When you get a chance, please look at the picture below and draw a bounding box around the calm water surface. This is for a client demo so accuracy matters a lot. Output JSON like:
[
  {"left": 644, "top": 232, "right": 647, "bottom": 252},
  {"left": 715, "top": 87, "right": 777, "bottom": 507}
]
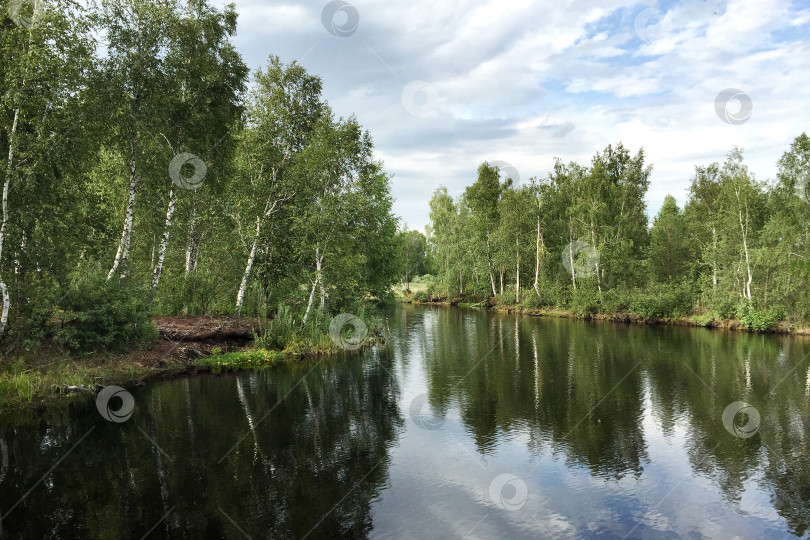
[{"left": 1, "top": 304, "right": 810, "bottom": 538}]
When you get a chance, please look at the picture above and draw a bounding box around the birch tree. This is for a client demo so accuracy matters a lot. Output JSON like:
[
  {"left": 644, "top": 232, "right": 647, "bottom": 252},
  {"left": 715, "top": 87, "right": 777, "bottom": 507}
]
[
  {"left": 464, "top": 164, "right": 502, "bottom": 297},
  {"left": 148, "top": 0, "right": 247, "bottom": 303},
  {"left": 98, "top": 0, "right": 177, "bottom": 280},
  {"left": 0, "top": 0, "right": 94, "bottom": 336},
  {"left": 232, "top": 57, "right": 324, "bottom": 315}
]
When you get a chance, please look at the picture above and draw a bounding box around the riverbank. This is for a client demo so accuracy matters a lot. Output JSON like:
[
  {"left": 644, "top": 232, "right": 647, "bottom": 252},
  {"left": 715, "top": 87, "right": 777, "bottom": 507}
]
[
  {"left": 402, "top": 297, "right": 810, "bottom": 336},
  {"left": 0, "top": 316, "right": 328, "bottom": 412}
]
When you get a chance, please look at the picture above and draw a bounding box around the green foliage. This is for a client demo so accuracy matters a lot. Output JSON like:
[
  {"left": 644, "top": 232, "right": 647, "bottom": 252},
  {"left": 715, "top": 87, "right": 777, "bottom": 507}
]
[
  {"left": 254, "top": 305, "right": 333, "bottom": 354},
  {"left": 153, "top": 269, "right": 232, "bottom": 316},
  {"left": 736, "top": 302, "right": 783, "bottom": 331},
  {"left": 626, "top": 283, "right": 694, "bottom": 319},
  {"left": 413, "top": 291, "right": 430, "bottom": 303},
  {"left": 690, "top": 310, "right": 718, "bottom": 327},
  {"left": 706, "top": 290, "right": 738, "bottom": 320},
  {"left": 194, "top": 349, "right": 287, "bottom": 371},
  {"left": 519, "top": 293, "right": 543, "bottom": 310},
  {"left": 415, "top": 136, "right": 810, "bottom": 327},
  {"left": 52, "top": 271, "right": 157, "bottom": 352},
  {"left": 568, "top": 287, "right": 601, "bottom": 317},
  {"left": 397, "top": 229, "right": 431, "bottom": 285},
  {"left": 0, "top": 14, "right": 400, "bottom": 351},
  {"left": 648, "top": 195, "right": 691, "bottom": 283}
]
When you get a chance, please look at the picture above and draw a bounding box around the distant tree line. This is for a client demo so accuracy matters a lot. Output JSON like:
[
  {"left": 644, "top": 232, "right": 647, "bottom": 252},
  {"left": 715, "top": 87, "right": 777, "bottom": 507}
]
[
  {"left": 0, "top": 0, "right": 398, "bottom": 353},
  {"left": 417, "top": 136, "right": 810, "bottom": 327}
]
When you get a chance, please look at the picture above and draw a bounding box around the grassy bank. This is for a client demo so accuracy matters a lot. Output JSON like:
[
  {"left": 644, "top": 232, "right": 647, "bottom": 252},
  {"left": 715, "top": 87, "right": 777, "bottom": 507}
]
[
  {"left": 402, "top": 295, "right": 810, "bottom": 336},
  {"left": 0, "top": 308, "right": 389, "bottom": 412}
]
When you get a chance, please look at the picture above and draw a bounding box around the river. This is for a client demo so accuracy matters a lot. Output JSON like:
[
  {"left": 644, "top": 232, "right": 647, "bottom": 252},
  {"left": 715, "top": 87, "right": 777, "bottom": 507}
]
[{"left": 1, "top": 304, "right": 809, "bottom": 538}]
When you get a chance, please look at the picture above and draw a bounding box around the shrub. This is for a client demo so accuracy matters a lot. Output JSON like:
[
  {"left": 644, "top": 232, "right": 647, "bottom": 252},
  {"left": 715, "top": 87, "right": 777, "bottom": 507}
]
[
  {"left": 602, "top": 289, "right": 630, "bottom": 313},
  {"left": 256, "top": 305, "right": 335, "bottom": 354},
  {"left": 52, "top": 271, "right": 157, "bottom": 352},
  {"left": 569, "top": 286, "right": 601, "bottom": 317},
  {"left": 704, "top": 289, "right": 737, "bottom": 320},
  {"left": 627, "top": 282, "right": 693, "bottom": 319},
  {"left": 690, "top": 310, "right": 718, "bottom": 327},
  {"left": 413, "top": 291, "right": 430, "bottom": 302},
  {"left": 736, "top": 301, "right": 783, "bottom": 331},
  {"left": 255, "top": 304, "right": 387, "bottom": 355},
  {"left": 153, "top": 269, "right": 231, "bottom": 316},
  {"left": 519, "top": 292, "right": 543, "bottom": 310}
]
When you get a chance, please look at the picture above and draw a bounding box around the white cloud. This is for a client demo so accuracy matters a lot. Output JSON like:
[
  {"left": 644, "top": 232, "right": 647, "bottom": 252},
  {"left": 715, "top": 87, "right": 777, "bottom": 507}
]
[{"left": 217, "top": 0, "right": 810, "bottom": 229}]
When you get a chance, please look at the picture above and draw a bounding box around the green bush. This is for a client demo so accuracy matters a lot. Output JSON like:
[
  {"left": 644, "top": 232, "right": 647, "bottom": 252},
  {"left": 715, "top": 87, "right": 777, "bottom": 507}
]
[
  {"left": 736, "top": 301, "right": 783, "bottom": 331},
  {"left": 255, "top": 304, "right": 387, "bottom": 355},
  {"left": 602, "top": 289, "right": 630, "bottom": 313},
  {"left": 705, "top": 289, "right": 737, "bottom": 320},
  {"left": 255, "top": 304, "right": 334, "bottom": 354},
  {"left": 425, "top": 280, "right": 441, "bottom": 299},
  {"left": 153, "top": 269, "right": 232, "bottom": 316},
  {"left": 519, "top": 292, "right": 543, "bottom": 310},
  {"left": 690, "top": 310, "right": 718, "bottom": 327},
  {"left": 52, "top": 271, "right": 157, "bottom": 352},
  {"left": 411, "top": 274, "right": 433, "bottom": 284},
  {"left": 627, "top": 283, "right": 693, "bottom": 318},
  {"left": 568, "top": 286, "right": 601, "bottom": 317}
]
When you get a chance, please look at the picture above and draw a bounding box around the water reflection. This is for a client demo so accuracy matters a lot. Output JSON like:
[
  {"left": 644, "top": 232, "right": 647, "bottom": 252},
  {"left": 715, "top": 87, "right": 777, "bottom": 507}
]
[
  {"left": 383, "top": 304, "right": 810, "bottom": 538},
  {"left": 0, "top": 352, "right": 401, "bottom": 538},
  {"left": 1, "top": 304, "right": 809, "bottom": 538}
]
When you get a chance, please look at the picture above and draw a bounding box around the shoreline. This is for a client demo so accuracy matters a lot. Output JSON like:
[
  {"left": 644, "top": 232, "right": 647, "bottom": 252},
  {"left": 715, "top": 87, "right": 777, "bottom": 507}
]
[
  {"left": 0, "top": 316, "right": 329, "bottom": 415},
  {"left": 402, "top": 298, "right": 810, "bottom": 336}
]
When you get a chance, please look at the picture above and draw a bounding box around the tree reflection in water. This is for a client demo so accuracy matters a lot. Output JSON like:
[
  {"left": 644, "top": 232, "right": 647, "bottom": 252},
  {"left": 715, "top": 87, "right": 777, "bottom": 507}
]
[{"left": 1, "top": 304, "right": 810, "bottom": 538}]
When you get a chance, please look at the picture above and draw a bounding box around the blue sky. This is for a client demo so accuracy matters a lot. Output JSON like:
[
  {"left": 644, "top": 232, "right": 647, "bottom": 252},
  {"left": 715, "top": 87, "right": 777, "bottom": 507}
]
[{"left": 216, "top": 0, "right": 810, "bottom": 231}]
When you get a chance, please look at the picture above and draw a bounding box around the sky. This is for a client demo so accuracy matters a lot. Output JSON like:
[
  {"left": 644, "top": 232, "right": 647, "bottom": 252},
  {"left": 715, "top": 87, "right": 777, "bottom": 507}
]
[{"left": 214, "top": 0, "right": 810, "bottom": 232}]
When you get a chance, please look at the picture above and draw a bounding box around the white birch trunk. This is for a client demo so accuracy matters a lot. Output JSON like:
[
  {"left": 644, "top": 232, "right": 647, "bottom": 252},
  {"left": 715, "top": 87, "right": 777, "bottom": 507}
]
[
  {"left": 184, "top": 200, "right": 197, "bottom": 274},
  {"left": 150, "top": 187, "right": 176, "bottom": 292},
  {"left": 569, "top": 220, "right": 576, "bottom": 290},
  {"left": 108, "top": 135, "right": 138, "bottom": 279},
  {"left": 534, "top": 216, "right": 541, "bottom": 298},
  {"left": 317, "top": 248, "right": 325, "bottom": 310},
  {"left": 740, "top": 208, "right": 753, "bottom": 301},
  {"left": 590, "top": 224, "right": 602, "bottom": 295},
  {"left": 0, "top": 108, "right": 20, "bottom": 336},
  {"left": 235, "top": 216, "right": 261, "bottom": 316},
  {"left": 486, "top": 236, "right": 497, "bottom": 297},
  {"left": 303, "top": 278, "right": 318, "bottom": 324},
  {"left": 515, "top": 233, "right": 520, "bottom": 304},
  {"left": 711, "top": 226, "right": 718, "bottom": 289},
  {"left": 303, "top": 248, "right": 324, "bottom": 324}
]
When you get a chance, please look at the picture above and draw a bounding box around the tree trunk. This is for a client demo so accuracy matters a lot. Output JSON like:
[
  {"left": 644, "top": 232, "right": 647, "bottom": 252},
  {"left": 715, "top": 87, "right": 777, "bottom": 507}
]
[
  {"left": 303, "top": 247, "right": 324, "bottom": 323},
  {"left": 108, "top": 134, "right": 138, "bottom": 279},
  {"left": 317, "top": 248, "right": 325, "bottom": 310},
  {"left": 184, "top": 199, "right": 198, "bottom": 274},
  {"left": 739, "top": 208, "right": 753, "bottom": 301},
  {"left": 235, "top": 216, "right": 261, "bottom": 316},
  {"left": 486, "top": 236, "right": 497, "bottom": 296},
  {"left": 303, "top": 277, "right": 318, "bottom": 324},
  {"left": 0, "top": 108, "right": 19, "bottom": 336},
  {"left": 150, "top": 187, "right": 176, "bottom": 304},
  {"left": 404, "top": 248, "right": 410, "bottom": 292},
  {"left": 569, "top": 219, "right": 577, "bottom": 290},
  {"left": 534, "top": 217, "right": 542, "bottom": 298},
  {"left": 515, "top": 232, "right": 520, "bottom": 304},
  {"left": 590, "top": 223, "right": 602, "bottom": 295},
  {"left": 711, "top": 226, "right": 718, "bottom": 289}
]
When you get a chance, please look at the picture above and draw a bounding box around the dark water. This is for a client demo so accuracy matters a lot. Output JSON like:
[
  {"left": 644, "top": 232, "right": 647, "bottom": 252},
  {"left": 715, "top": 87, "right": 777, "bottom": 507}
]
[{"left": 2, "top": 304, "right": 810, "bottom": 539}]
